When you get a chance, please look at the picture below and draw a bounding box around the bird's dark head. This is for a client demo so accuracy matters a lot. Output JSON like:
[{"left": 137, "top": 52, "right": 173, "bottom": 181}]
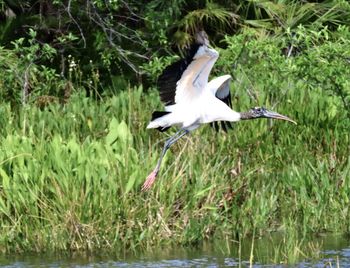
[{"left": 241, "top": 107, "right": 297, "bottom": 124}]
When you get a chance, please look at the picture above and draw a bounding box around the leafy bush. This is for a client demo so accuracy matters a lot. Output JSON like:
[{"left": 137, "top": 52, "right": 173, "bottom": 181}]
[
  {"left": 214, "top": 25, "right": 350, "bottom": 121},
  {"left": 0, "top": 47, "right": 22, "bottom": 102},
  {"left": 0, "top": 29, "right": 65, "bottom": 104}
]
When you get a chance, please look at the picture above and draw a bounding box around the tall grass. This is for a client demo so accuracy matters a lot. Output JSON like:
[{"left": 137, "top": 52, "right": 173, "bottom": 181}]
[
  {"left": 0, "top": 77, "right": 349, "bottom": 256},
  {"left": 0, "top": 27, "right": 349, "bottom": 263}
]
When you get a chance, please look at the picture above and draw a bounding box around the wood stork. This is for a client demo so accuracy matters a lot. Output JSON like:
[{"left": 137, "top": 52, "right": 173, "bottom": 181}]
[{"left": 142, "top": 31, "right": 296, "bottom": 191}]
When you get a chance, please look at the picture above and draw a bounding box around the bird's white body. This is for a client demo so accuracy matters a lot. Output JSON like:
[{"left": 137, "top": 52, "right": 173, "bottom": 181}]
[
  {"left": 147, "top": 45, "right": 240, "bottom": 131},
  {"left": 148, "top": 94, "right": 240, "bottom": 131}
]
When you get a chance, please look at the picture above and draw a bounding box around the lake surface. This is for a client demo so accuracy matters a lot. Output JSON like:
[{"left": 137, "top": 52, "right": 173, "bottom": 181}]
[{"left": 0, "top": 234, "right": 349, "bottom": 267}]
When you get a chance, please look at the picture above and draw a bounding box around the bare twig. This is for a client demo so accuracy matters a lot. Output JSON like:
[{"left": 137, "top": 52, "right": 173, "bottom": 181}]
[
  {"left": 65, "top": 0, "right": 86, "bottom": 48},
  {"left": 85, "top": 1, "right": 150, "bottom": 73}
]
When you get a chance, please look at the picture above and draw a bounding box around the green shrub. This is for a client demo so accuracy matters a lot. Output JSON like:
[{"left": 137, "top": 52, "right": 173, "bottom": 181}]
[{"left": 214, "top": 25, "right": 350, "bottom": 121}]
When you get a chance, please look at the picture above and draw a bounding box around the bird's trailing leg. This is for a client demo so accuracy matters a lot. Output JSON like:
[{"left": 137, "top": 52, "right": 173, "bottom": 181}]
[{"left": 142, "top": 129, "right": 189, "bottom": 191}]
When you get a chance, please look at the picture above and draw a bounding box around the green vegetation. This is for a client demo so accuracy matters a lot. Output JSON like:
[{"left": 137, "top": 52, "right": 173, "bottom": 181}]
[
  {"left": 1, "top": 28, "right": 350, "bottom": 256},
  {"left": 1, "top": 0, "right": 350, "bottom": 91},
  {"left": 0, "top": 0, "right": 350, "bottom": 264}
]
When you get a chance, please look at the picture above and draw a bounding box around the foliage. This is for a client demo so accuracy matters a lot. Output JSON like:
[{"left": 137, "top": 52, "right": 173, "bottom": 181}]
[
  {"left": 0, "top": 0, "right": 350, "bottom": 262},
  {"left": 215, "top": 25, "right": 350, "bottom": 120},
  {"left": 0, "top": 31, "right": 67, "bottom": 104},
  {"left": 1, "top": 0, "right": 349, "bottom": 96},
  {"left": 174, "top": 1, "right": 238, "bottom": 48},
  {"left": 236, "top": 0, "right": 350, "bottom": 32},
  {"left": 0, "top": 60, "right": 349, "bottom": 254},
  {"left": 0, "top": 46, "right": 22, "bottom": 102}
]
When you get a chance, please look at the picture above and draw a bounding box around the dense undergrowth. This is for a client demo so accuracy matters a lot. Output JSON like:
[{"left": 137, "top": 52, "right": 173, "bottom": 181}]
[
  {"left": 0, "top": 27, "right": 350, "bottom": 263},
  {"left": 0, "top": 84, "right": 349, "bottom": 254}
]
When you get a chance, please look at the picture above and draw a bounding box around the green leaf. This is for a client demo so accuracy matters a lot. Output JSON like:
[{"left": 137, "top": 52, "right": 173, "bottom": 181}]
[
  {"left": 105, "top": 117, "right": 119, "bottom": 146},
  {"left": 0, "top": 167, "right": 10, "bottom": 192},
  {"left": 105, "top": 118, "right": 133, "bottom": 147},
  {"left": 117, "top": 121, "right": 132, "bottom": 144},
  {"left": 125, "top": 171, "right": 137, "bottom": 194},
  {"left": 194, "top": 186, "right": 213, "bottom": 198}
]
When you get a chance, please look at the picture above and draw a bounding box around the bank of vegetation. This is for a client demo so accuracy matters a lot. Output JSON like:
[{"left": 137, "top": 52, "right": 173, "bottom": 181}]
[{"left": 0, "top": 0, "right": 349, "bottom": 257}]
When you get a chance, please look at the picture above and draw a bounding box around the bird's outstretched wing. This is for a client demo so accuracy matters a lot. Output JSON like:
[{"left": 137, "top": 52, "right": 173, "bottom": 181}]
[
  {"left": 157, "top": 31, "right": 219, "bottom": 106},
  {"left": 174, "top": 46, "right": 219, "bottom": 104},
  {"left": 157, "top": 44, "right": 200, "bottom": 105},
  {"left": 212, "top": 75, "right": 232, "bottom": 107},
  {"left": 207, "top": 75, "right": 234, "bottom": 131}
]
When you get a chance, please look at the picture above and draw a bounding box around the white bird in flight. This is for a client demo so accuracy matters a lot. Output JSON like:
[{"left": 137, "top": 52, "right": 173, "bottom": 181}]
[{"left": 142, "top": 31, "right": 296, "bottom": 191}]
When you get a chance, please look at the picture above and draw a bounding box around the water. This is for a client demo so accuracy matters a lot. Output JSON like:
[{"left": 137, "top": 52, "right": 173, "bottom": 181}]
[{"left": 0, "top": 234, "right": 349, "bottom": 267}]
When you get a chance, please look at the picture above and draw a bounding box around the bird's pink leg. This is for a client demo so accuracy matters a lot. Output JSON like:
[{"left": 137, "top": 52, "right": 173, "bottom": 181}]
[
  {"left": 141, "top": 169, "right": 159, "bottom": 191},
  {"left": 141, "top": 129, "right": 189, "bottom": 191}
]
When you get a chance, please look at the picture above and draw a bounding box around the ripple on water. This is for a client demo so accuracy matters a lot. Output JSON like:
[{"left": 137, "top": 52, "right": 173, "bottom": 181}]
[{"left": 0, "top": 235, "right": 349, "bottom": 267}]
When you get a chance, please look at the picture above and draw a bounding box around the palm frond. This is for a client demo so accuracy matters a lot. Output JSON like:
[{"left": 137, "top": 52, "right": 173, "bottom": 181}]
[
  {"left": 238, "top": 0, "right": 350, "bottom": 34},
  {"left": 174, "top": 1, "right": 239, "bottom": 47}
]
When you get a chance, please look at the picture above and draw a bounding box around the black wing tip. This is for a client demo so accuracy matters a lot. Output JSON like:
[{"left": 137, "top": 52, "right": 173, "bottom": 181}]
[
  {"left": 226, "top": 93, "right": 233, "bottom": 108},
  {"left": 156, "top": 126, "right": 171, "bottom": 132},
  {"left": 210, "top": 121, "right": 234, "bottom": 132},
  {"left": 151, "top": 111, "right": 171, "bottom": 121}
]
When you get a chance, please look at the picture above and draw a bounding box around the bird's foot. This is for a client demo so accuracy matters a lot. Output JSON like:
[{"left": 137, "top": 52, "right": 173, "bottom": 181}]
[{"left": 141, "top": 169, "right": 158, "bottom": 191}]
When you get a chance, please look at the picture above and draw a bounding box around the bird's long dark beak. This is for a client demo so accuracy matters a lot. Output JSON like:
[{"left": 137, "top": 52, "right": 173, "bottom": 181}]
[{"left": 263, "top": 110, "right": 297, "bottom": 124}]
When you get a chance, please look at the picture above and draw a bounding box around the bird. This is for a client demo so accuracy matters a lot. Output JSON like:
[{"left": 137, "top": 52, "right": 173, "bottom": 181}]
[{"left": 142, "top": 31, "right": 296, "bottom": 191}]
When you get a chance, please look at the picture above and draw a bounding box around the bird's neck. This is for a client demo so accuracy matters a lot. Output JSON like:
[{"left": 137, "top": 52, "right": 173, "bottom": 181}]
[{"left": 239, "top": 111, "right": 255, "bottom": 121}]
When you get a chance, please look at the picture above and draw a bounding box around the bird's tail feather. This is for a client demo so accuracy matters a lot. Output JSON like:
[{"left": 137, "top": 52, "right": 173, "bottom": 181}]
[{"left": 148, "top": 111, "right": 171, "bottom": 132}]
